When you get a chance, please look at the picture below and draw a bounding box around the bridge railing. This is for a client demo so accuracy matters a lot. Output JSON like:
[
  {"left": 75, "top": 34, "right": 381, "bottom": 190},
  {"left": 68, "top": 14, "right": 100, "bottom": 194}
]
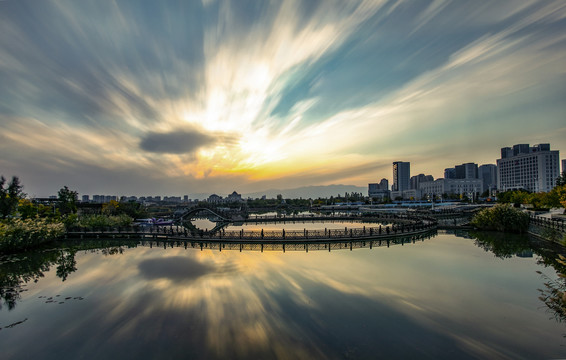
[
  {"left": 66, "top": 215, "right": 438, "bottom": 241},
  {"left": 529, "top": 214, "right": 566, "bottom": 232}
]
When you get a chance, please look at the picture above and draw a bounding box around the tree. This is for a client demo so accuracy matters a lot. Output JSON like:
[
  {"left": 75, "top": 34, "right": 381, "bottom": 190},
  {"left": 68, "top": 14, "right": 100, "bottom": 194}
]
[
  {"left": 0, "top": 176, "right": 25, "bottom": 219},
  {"left": 553, "top": 185, "right": 566, "bottom": 213},
  {"left": 557, "top": 171, "right": 566, "bottom": 187},
  {"left": 57, "top": 186, "right": 78, "bottom": 215},
  {"left": 102, "top": 199, "right": 119, "bottom": 215}
]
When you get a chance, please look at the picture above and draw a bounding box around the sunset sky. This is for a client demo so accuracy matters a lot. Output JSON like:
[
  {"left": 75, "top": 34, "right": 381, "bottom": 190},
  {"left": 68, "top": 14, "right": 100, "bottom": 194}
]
[{"left": 1, "top": 0, "right": 565, "bottom": 197}]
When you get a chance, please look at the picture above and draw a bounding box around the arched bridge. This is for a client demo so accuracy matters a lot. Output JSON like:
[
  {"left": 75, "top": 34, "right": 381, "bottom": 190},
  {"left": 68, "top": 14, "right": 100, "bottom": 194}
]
[{"left": 177, "top": 207, "right": 231, "bottom": 222}]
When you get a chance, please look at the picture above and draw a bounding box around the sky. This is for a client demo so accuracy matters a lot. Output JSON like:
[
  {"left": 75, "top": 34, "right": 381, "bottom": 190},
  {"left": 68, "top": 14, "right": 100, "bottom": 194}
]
[{"left": 1, "top": 0, "right": 565, "bottom": 198}]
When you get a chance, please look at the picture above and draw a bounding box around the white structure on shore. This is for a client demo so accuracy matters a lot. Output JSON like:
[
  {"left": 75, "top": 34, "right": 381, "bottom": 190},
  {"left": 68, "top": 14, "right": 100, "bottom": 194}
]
[{"left": 497, "top": 143, "right": 560, "bottom": 192}]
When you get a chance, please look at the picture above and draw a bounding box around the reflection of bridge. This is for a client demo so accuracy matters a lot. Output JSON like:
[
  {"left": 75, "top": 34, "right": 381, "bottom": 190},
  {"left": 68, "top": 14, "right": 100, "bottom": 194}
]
[{"left": 64, "top": 231, "right": 437, "bottom": 252}]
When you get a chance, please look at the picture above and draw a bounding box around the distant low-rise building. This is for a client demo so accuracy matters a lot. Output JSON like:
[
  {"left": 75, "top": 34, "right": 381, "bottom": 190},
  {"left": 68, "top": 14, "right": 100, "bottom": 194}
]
[
  {"left": 207, "top": 194, "right": 223, "bottom": 203},
  {"left": 420, "top": 178, "right": 483, "bottom": 198},
  {"left": 226, "top": 191, "right": 243, "bottom": 202}
]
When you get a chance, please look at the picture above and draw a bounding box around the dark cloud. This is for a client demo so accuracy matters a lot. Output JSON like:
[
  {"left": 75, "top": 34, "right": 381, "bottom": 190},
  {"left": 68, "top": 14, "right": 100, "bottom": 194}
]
[{"left": 140, "top": 129, "right": 217, "bottom": 154}]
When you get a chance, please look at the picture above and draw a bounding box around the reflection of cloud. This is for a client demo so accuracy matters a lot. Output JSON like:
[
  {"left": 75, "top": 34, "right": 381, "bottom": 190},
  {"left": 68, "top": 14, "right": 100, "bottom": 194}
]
[
  {"left": 7, "top": 235, "right": 565, "bottom": 359},
  {"left": 138, "top": 256, "right": 213, "bottom": 283}
]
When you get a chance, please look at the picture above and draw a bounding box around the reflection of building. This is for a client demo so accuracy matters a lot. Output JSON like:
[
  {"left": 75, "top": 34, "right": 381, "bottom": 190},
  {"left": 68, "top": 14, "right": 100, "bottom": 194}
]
[
  {"left": 515, "top": 250, "right": 533, "bottom": 258},
  {"left": 392, "top": 162, "right": 410, "bottom": 192},
  {"left": 497, "top": 143, "right": 560, "bottom": 192}
]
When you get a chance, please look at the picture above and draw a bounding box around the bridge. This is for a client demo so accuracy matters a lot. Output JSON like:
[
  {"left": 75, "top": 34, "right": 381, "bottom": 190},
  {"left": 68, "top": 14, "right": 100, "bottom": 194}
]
[
  {"left": 176, "top": 206, "right": 232, "bottom": 222},
  {"left": 65, "top": 213, "right": 437, "bottom": 243},
  {"left": 63, "top": 230, "right": 437, "bottom": 252}
]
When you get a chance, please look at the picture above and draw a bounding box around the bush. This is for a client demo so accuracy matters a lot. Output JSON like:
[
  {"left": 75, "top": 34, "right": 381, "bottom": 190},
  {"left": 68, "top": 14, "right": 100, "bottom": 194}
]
[
  {"left": 471, "top": 204, "right": 530, "bottom": 233},
  {"left": 72, "top": 214, "right": 133, "bottom": 229},
  {"left": 0, "top": 218, "right": 65, "bottom": 252}
]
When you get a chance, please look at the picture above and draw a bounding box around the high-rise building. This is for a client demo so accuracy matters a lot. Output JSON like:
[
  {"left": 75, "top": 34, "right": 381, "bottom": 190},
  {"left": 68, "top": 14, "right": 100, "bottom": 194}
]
[
  {"left": 444, "top": 168, "right": 456, "bottom": 179},
  {"left": 368, "top": 178, "right": 390, "bottom": 199},
  {"left": 497, "top": 143, "right": 560, "bottom": 192},
  {"left": 410, "top": 174, "right": 434, "bottom": 190},
  {"left": 479, "top": 164, "right": 497, "bottom": 193},
  {"left": 455, "top": 163, "right": 478, "bottom": 179},
  {"left": 392, "top": 162, "right": 410, "bottom": 192},
  {"left": 562, "top": 159, "right": 566, "bottom": 174}
]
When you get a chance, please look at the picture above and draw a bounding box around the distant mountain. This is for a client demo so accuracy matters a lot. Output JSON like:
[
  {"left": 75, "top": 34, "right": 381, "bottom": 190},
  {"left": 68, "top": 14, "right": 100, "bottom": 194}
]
[
  {"left": 184, "top": 185, "right": 367, "bottom": 201},
  {"left": 243, "top": 184, "right": 367, "bottom": 199}
]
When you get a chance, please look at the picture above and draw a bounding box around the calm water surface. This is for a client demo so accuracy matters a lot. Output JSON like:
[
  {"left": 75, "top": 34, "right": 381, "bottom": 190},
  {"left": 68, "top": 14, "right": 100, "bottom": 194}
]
[{"left": 1, "top": 231, "right": 565, "bottom": 359}]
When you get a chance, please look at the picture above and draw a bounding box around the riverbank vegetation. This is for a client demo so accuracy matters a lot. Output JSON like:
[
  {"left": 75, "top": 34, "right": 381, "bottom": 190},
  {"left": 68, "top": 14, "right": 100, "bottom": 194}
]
[
  {"left": 471, "top": 204, "right": 531, "bottom": 233},
  {"left": 0, "top": 218, "right": 65, "bottom": 252},
  {"left": 0, "top": 176, "right": 140, "bottom": 253},
  {"left": 496, "top": 175, "right": 566, "bottom": 212}
]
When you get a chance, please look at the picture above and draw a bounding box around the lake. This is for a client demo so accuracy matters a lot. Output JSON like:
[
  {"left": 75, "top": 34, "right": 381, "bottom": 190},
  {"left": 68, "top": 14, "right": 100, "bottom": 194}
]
[{"left": 1, "top": 231, "right": 565, "bottom": 359}]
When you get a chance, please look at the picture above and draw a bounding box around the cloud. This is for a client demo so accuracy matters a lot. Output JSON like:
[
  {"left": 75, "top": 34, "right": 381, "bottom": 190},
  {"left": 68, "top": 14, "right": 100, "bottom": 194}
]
[
  {"left": 0, "top": 1, "right": 565, "bottom": 196},
  {"left": 139, "top": 129, "right": 218, "bottom": 154}
]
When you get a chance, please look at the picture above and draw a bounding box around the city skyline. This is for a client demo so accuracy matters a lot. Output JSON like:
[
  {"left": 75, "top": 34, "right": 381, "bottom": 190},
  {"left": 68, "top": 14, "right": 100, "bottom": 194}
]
[{"left": 1, "top": 1, "right": 565, "bottom": 197}]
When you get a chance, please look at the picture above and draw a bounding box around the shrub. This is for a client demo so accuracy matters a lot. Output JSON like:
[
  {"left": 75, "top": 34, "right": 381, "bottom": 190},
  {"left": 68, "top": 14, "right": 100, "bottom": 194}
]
[
  {"left": 0, "top": 218, "right": 65, "bottom": 252},
  {"left": 471, "top": 204, "right": 530, "bottom": 233},
  {"left": 74, "top": 214, "right": 133, "bottom": 229}
]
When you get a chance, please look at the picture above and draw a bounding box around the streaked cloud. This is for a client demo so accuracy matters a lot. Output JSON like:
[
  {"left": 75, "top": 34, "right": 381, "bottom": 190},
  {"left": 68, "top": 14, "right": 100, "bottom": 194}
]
[{"left": 0, "top": 0, "right": 564, "bottom": 196}]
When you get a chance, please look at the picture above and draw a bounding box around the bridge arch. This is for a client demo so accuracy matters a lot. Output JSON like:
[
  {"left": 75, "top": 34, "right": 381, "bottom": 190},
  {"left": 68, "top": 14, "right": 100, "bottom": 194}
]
[{"left": 178, "top": 207, "right": 230, "bottom": 222}]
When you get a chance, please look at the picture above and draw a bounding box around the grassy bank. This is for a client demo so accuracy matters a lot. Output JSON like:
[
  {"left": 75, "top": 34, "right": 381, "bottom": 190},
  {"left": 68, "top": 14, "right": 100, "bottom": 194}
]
[{"left": 0, "top": 218, "right": 65, "bottom": 253}]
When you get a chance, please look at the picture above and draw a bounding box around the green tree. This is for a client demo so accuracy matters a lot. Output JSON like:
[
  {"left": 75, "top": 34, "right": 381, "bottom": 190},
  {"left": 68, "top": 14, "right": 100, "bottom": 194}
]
[
  {"left": 116, "top": 201, "right": 148, "bottom": 219},
  {"left": 102, "top": 199, "right": 119, "bottom": 215},
  {"left": 471, "top": 203, "right": 530, "bottom": 233},
  {"left": 0, "top": 176, "right": 25, "bottom": 219},
  {"left": 556, "top": 171, "right": 566, "bottom": 187},
  {"left": 57, "top": 186, "right": 78, "bottom": 215}
]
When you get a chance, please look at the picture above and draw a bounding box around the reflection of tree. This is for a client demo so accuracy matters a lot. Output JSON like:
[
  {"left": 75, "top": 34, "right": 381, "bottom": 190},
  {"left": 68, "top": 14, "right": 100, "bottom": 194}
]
[
  {"left": 1, "top": 239, "right": 138, "bottom": 309},
  {"left": 469, "top": 230, "right": 566, "bottom": 325},
  {"left": 538, "top": 255, "right": 566, "bottom": 323},
  {"left": 470, "top": 230, "right": 532, "bottom": 258},
  {"left": 0, "top": 250, "right": 60, "bottom": 310},
  {"left": 56, "top": 249, "right": 77, "bottom": 282}
]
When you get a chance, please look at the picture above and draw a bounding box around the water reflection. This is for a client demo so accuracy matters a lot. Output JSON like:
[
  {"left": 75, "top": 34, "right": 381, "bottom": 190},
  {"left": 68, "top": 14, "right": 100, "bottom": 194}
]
[
  {"left": 2, "top": 233, "right": 566, "bottom": 359},
  {"left": 138, "top": 256, "right": 214, "bottom": 283},
  {"left": 0, "top": 240, "right": 138, "bottom": 310}
]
